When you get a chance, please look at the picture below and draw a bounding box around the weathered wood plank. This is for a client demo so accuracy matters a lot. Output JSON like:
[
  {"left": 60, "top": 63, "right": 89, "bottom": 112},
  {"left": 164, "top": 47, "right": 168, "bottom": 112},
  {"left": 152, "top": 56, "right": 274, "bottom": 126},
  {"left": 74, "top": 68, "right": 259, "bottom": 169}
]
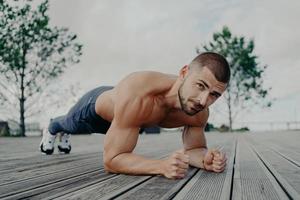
[
  {"left": 58, "top": 174, "right": 153, "bottom": 200},
  {"left": 92, "top": 133, "right": 236, "bottom": 200},
  {"left": 246, "top": 132, "right": 300, "bottom": 166},
  {"left": 0, "top": 152, "right": 100, "bottom": 173},
  {"left": 1, "top": 170, "right": 114, "bottom": 200},
  {"left": 246, "top": 135, "right": 300, "bottom": 199},
  {"left": 0, "top": 153, "right": 169, "bottom": 199},
  {"left": 173, "top": 135, "right": 236, "bottom": 200},
  {"left": 113, "top": 168, "right": 198, "bottom": 200},
  {"left": 0, "top": 134, "right": 105, "bottom": 161},
  {"left": 0, "top": 165, "right": 103, "bottom": 198},
  {"left": 30, "top": 174, "right": 117, "bottom": 200},
  {"left": 49, "top": 152, "right": 174, "bottom": 200},
  {"left": 0, "top": 133, "right": 181, "bottom": 200},
  {"left": 265, "top": 144, "right": 300, "bottom": 167},
  {"left": 0, "top": 154, "right": 101, "bottom": 183},
  {"left": 232, "top": 135, "right": 289, "bottom": 200},
  {"left": 3, "top": 132, "right": 295, "bottom": 200}
]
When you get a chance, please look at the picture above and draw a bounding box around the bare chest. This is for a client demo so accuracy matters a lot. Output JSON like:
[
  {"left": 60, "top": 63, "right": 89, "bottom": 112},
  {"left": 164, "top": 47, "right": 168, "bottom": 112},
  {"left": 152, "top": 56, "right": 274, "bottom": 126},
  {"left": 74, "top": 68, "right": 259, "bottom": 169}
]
[
  {"left": 96, "top": 91, "right": 198, "bottom": 128},
  {"left": 140, "top": 103, "right": 198, "bottom": 129}
]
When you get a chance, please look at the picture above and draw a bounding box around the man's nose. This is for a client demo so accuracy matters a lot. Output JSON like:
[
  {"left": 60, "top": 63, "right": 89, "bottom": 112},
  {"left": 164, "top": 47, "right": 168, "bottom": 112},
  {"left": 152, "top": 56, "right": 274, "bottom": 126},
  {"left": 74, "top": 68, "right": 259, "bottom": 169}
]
[{"left": 198, "top": 93, "right": 209, "bottom": 107}]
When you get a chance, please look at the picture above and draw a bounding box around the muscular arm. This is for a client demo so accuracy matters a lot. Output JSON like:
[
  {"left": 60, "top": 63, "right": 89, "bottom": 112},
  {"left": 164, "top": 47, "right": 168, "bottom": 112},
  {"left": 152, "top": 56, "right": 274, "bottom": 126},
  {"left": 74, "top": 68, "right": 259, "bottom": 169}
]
[
  {"left": 182, "top": 125, "right": 208, "bottom": 169},
  {"left": 103, "top": 77, "right": 164, "bottom": 175},
  {"left": 104, "top": 121, "right": 190, "bottom": 178},
  {"left": 103, "top": 72, "right": 193, "bottom": 177},
  {"left": 103, "top": 120, "right": 164, "bottom": 175},
  {"left": 182, "top": 113, "right": 227, "bottom": 172}
]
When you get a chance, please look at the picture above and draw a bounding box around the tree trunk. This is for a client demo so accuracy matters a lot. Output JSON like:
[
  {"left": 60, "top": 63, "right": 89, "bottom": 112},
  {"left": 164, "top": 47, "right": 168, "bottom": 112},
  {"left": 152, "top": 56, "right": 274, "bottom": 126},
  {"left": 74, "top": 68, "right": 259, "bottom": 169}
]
[
  {"left": 19, "top": 66, "right": 26, "bottom": 137},
  {"left": 228, "top": 104, "right": 233, "bottom": 132},
  {"left": 19, "top": 31, "right": 26, "bottom": 137},
  {"left": 227, "top": 92, "right": 233, "bottom": 132}
]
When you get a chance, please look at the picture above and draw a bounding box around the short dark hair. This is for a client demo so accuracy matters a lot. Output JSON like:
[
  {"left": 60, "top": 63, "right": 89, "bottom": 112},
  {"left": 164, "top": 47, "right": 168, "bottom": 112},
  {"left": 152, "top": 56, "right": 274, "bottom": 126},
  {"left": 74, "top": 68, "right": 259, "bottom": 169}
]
[{"left": 189, "top": 52, "right": 230, "bottom": 83}]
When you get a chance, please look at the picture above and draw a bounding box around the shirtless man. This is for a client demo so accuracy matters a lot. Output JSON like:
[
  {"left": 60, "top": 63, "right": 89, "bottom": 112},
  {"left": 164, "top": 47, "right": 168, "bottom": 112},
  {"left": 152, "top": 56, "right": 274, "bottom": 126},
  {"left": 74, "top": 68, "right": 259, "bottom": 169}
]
[{"left": 40, "top": 52, "right": 230, "bottom": 179}]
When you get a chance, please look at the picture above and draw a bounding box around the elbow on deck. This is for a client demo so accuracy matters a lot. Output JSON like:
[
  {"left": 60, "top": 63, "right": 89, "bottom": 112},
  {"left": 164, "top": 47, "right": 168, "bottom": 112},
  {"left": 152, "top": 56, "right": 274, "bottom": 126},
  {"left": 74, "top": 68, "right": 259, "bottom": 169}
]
[
  {"left": 103, "top": 157, "right": 113, "bottom": 173},
  {"left": 104, "top": 164, "right": 115, "bottom": 173},
  {"left": 103, "top": 152, "right": 118, "bottom": 173}
]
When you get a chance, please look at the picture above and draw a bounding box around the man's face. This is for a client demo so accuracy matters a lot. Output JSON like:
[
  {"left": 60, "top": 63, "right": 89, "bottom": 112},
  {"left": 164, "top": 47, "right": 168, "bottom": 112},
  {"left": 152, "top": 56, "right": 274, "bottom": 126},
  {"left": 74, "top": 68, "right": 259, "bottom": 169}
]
[{"left": 178, "top": 66, "right": 227, "bottom": 116}]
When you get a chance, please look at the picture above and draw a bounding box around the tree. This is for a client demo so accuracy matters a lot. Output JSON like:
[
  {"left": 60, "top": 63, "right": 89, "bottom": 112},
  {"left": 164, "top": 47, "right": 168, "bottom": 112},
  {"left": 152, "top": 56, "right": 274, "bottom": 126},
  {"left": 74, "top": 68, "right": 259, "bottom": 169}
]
[
  {"left": 198, "top": 26, "right": 272, "bottom": 131},
  {"left": 0, "top": 0, "right": 82, "bottom": 136}
]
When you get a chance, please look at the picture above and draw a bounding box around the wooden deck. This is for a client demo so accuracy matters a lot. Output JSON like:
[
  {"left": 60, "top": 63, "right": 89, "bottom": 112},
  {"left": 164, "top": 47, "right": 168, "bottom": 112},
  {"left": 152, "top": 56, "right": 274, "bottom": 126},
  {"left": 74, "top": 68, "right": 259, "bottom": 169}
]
[{"left": 0, "top": 131, "right": 300, "bottom": 200}]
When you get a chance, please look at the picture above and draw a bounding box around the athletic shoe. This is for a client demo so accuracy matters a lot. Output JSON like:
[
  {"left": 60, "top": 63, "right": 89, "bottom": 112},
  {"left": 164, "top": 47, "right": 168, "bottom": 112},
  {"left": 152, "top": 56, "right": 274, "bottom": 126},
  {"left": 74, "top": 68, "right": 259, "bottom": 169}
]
[
  {"left": 40, "top": 127, "right": 56, "bottom": 155},
  {"left": 58, "top": 133, "right": 71, "bottom": 154}
]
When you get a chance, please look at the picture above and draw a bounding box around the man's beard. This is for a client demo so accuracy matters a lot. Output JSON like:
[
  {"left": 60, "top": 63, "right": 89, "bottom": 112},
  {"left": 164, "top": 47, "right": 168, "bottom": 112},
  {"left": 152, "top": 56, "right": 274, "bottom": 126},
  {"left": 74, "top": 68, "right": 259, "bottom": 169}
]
[{"left": 178, "top": 83, "right": 198, "bottom": 116}]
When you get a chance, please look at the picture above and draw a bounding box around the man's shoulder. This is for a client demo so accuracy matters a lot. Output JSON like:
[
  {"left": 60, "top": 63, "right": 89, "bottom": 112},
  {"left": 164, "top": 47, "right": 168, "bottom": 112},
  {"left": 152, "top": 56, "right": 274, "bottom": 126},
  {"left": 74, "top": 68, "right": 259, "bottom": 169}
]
[
  {"left": 112, "top": 71, "right": 175, "bottom": 127},
  {"left": 126, "top": 71, "right": 176, "bottom": 82},
  {"left": 116, "top": 71, "right": 177, "bottom": 96}
]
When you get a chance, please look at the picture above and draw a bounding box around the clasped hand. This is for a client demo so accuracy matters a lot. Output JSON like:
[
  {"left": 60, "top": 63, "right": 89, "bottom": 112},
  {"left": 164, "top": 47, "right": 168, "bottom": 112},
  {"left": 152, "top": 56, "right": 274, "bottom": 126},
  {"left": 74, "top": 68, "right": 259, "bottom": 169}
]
[{"left": 203, "top": 149, "right": 227, "bottom": 173}]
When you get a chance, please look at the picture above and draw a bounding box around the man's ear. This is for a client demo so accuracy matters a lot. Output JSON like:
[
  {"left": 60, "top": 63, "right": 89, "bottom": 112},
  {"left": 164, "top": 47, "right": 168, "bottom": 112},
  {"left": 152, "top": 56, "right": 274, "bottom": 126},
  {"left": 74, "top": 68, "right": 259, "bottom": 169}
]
[{"left": 179, "top": 65, "right": 189, "bottom": 79}]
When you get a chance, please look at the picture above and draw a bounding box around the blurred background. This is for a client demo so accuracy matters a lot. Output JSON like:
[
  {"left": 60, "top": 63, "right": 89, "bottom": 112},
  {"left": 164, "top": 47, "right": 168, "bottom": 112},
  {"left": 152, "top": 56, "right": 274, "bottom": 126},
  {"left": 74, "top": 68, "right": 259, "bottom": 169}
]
[{"left": 0, "top": 0, "right": 299, "bottom": 136}]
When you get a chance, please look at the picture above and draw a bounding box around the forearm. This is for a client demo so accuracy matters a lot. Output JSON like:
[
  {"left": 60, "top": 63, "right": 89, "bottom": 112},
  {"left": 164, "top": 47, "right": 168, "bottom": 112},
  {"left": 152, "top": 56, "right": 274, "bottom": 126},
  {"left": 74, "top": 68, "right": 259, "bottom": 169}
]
[
  {"left": 105, "top": 152, "right": 163, "bottom": 175},
  {"left": 185, "top": 147, "right": 208, "bottom": 169}
]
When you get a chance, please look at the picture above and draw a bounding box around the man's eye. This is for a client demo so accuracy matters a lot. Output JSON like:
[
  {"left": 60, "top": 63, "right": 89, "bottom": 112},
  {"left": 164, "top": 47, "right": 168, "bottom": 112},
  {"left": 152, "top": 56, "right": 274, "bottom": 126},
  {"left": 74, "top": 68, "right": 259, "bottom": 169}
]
[
  {"left": 198, "top": 84, "right": 205, "bottom": 90},
  {"left": 211, "top": 93, "right": 219, "bottom": 98}
]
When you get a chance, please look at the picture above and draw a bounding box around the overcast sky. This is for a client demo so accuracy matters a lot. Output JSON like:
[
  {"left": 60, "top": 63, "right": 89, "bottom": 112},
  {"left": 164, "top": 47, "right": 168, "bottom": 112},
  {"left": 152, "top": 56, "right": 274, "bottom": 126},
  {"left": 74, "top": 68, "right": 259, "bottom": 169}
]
[{"left": 38, "top": 0, "right": 300, "bottom": 130}]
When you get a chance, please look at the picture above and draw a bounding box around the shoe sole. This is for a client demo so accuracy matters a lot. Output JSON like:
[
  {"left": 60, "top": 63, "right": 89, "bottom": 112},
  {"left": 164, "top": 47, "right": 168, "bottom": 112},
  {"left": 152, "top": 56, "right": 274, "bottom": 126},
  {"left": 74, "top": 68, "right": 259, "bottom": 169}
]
[
  {"left": 40, "top": 144, "right": 54, "bottom": 155},
  {"left": 58, "top": 145, "right": 71, "bottom": 154}
]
